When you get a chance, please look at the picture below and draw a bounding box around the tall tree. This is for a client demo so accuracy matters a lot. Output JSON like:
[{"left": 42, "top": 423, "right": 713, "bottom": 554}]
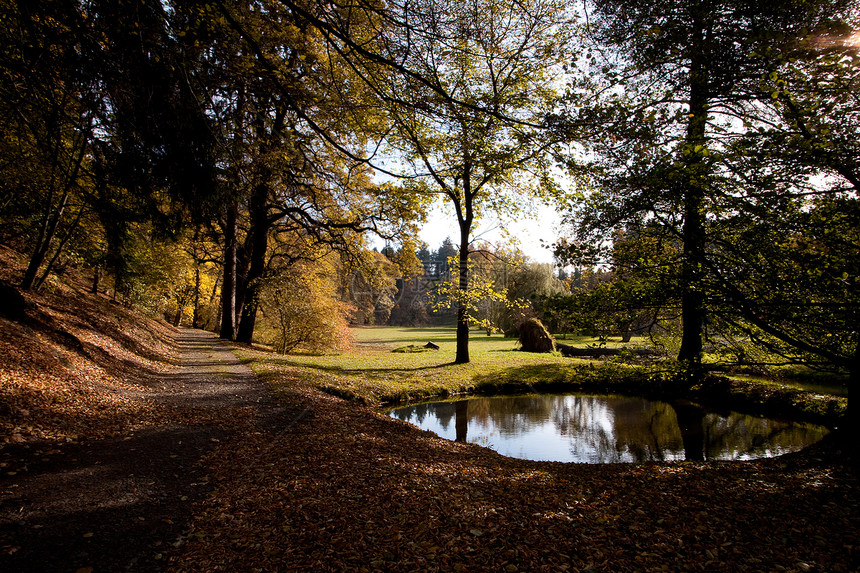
[
  {"left": 702, "top": 20, "right": 860, "bottom": 431},
  {"left": 180, "top": 0, "right": 422, "bottom": 342},
  {"left": 0, "top": 0, "right": 96, "bottom": 290},
  {"left": 566, "top": 0, "right": 853, "bottom": 370},
  {"left": 331, "top": 0, "right": 572, "bottom": 362}
]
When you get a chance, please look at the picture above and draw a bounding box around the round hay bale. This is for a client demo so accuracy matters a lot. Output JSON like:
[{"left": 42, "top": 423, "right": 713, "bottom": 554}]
[{"left": 518, "top": 318, "right": 555, "bottom": 353}]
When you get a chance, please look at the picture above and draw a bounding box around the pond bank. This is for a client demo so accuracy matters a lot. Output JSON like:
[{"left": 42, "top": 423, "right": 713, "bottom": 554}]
[
  {"left": 361, "top": 361, "right": 848, "bottom": 432},
  {"left": 183, "top": 343, "right": 859, "bottom": 571}
]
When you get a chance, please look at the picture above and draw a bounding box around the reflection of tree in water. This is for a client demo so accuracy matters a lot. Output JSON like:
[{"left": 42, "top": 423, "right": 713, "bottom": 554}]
[
  {"left": 433, "top": 402, "right": 455, "bottom": 431},
  {"left": 556, "top": 396, "right": 687, "bottom": 463},
  {"left": 467, "top": 396, "right": 555, "bottom": 431},
  {"left": 468, "top": 395, "right": 662, "bottom": 463},
  {"left": 701, "top": 414, "right": 828, "bottom": 460},
  {"left": 671, "top": 401, "right": 706, "bottom": 461},
  {"left": 455, "top": 401, "right": 468, "bottom": 442},
  {"left": 616, "top": 399, "right": 685, "bottom": 462},
  {"left": 550, "top": 397, "right": 621, "bottom": 463},
  {"left": 388, "top": 394, "right": 828, "bottom": 463},
  {"left": 392, "top": 402, "right": 430, "bottom": 426}
]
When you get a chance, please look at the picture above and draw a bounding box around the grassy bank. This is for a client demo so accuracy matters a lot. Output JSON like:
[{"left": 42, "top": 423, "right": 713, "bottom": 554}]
[{"left": 237, "top": 326, "right": 848, "bottom": 428}]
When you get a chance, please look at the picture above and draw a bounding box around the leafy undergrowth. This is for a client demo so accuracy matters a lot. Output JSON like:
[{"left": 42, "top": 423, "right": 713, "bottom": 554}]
[
  {"left": 0, "top": 249, "right": 182, "bottom": 443},
  {"left": 172, "top": 380, "right": 859, "bottom": 572}
]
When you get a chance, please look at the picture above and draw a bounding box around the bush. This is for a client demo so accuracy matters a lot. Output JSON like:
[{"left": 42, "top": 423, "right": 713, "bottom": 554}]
[{"left": 259, "top": 261, "right": 354, "bottom": 354}]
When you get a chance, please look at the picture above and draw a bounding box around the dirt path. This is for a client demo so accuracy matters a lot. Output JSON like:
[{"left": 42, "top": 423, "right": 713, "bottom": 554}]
[{"left": 0, "top": 328, "right": 280, "bottom": 573}]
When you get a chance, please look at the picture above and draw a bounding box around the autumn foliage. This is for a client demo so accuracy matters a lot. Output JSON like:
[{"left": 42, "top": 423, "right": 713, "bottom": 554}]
[{"left": 259, "top": 258, "right": 355, "bottom": 354}]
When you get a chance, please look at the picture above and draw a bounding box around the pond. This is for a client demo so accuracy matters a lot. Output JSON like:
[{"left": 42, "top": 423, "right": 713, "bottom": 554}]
[{"left": 385, "top": 394, "right": 829, "bottom": 463}]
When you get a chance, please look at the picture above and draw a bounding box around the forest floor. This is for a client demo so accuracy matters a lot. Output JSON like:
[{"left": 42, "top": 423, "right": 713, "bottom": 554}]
[
  {"left": 0, "top": 327, "right": 295, "bottom": 572},
  {"left": 0, "top": 268, "right": 858, "bottom": 572}
]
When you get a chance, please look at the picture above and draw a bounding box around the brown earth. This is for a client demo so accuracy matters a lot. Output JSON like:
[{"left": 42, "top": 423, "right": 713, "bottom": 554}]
[{"left": 0, "top": 327, "right": 294, "bottom": 572}]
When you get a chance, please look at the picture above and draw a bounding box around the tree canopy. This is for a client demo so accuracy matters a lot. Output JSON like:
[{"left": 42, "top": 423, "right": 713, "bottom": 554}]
[{"left": 556, "top": 0, "right": 858, "bottom": 374}]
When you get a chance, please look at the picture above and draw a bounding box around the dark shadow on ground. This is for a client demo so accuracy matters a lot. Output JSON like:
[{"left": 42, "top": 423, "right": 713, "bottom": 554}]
[
  {"left": 0, "top": 328, "right": 290, "bottom": 572},
  {"left": 0, "top": 427, "right": 225, "bottom": 572}
]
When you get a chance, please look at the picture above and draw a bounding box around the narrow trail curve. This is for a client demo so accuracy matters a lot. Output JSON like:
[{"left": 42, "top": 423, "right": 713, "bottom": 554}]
[{"left": 0, "top": 328, "right": 288, "bottom": 573}]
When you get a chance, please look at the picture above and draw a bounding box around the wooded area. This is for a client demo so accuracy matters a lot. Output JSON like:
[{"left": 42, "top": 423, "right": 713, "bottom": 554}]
[{"left": 0, "top": 0, "right": 857, "bottom": 421}]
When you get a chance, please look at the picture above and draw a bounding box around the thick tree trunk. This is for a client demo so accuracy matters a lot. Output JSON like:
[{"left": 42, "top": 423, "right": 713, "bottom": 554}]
[
  {"left": 678, "top": 185, "right": 706, "bottom": 365},
  {"left": 236, "top": 182, "right": 269, "bottom": 344},
  {"left": 677, "top": 15, "right": 709, "bottom": 369},
  {"left": 220, "top": 201, "right": 238, "bottom": 340}
]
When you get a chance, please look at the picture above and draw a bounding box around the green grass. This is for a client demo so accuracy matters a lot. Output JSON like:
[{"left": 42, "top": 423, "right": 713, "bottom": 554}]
[
  {"left": 724, "top": 374, "right": 849, "bottom": 398},
  {"left": 236, "top": 326, "right": 847, "bottom": 426},
  {"left": 240, "top": 325, "right": 590, "bottom": 404}
]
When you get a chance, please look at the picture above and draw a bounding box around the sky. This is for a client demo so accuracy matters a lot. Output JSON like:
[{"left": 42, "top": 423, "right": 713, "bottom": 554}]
[{"left": 415, "top": 202, "right": 562, "bottom": 264}]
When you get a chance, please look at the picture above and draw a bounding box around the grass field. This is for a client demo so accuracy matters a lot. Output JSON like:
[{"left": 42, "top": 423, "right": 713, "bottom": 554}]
[
  {"left": 236, "top": 325, "right": 847, "bottom": 426},
  {"left": 241, "top": 326, "right": 598, "bottom": 405}
]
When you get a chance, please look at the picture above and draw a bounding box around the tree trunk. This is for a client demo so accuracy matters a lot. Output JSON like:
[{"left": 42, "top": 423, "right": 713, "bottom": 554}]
[
  {"left": 91, "top": 267, "right": 101, "bottom": 294},
  {"left": 678, "top": 183, "right": 706, "bottom": 365},
  {"left": 677, "top": 14, "right": 709, "bottom": 369},
  {"left": 192, "top": 264, "right": 202, "bottom": 329},
  {"left": 22, "top": 125, "right": 89, "bottom": 291},
  {"left": 621, "top": 324, "right": 632, "bottom": 343},
  {"left": 236, "top": 181, "right": 269, "bottom": 344},
  {"left": 234, "top": 240, "right": 249, "bottom": 330},
  {"left": 847, "top": 343, "right": 858, "bottom": 456},
  {"left": 220, "top": 201, "right": 238, "bottom": 340},
  {"left": 455, "top": 221, "right": 471, "bottom": 364},
  {"left": 21, "top": 190, "right": 69, "bottom": 290},
  {"left": 227, "top": 82, "right": 247, "bottom": 335},
  {"left": 34, "top": 205, "right": 84, "bottom": 290},
  {"left": 454, "top": 162, "right": 474, "bottom": 364}
]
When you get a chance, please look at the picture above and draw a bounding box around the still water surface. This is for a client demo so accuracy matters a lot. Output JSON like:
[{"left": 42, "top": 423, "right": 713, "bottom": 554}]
[{"left": 386, "top": 394, "right": 828, "bottom": 463}]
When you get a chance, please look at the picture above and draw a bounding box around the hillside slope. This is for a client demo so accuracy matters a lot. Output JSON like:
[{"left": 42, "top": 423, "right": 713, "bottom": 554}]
[{"left": 0, "top": 246, "right": 180, "bottom": 444}]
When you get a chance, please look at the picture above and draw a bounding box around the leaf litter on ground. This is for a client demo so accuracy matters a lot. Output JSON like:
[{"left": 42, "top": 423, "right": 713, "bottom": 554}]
[
  {"left": 0, "top": 256, "right": 856, "bottom": 572},
  {"left": 171, "top": 375, "right": 859, "bottom": 572}
]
